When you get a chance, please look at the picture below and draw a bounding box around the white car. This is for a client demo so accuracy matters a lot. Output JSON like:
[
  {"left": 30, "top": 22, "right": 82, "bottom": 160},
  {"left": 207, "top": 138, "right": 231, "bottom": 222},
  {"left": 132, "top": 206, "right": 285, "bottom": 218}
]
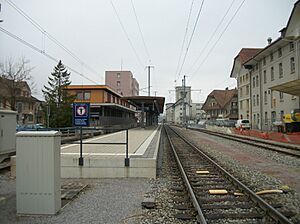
[{"left": 235, "top": 119, "right": 251, "bottom": 129}]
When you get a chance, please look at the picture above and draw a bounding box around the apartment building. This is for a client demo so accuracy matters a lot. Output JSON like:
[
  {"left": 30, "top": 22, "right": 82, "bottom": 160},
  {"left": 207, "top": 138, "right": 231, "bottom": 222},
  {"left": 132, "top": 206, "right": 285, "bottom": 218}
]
[
  {"left": 230, "top": 48, "right": 262, "bottom": 121},
  {"left": 243, "top": 1, "right": 300, "bottom": 131},
  {"left": 105, "top": 71, "right": 139, "bottom": 96}
]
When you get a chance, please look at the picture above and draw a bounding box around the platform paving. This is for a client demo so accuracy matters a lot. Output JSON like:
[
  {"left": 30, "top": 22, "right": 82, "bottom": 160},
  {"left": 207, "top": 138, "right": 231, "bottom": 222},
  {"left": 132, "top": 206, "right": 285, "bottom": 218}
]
[{"left": 61, "top": 126, "right": 162, "bottom": 178}]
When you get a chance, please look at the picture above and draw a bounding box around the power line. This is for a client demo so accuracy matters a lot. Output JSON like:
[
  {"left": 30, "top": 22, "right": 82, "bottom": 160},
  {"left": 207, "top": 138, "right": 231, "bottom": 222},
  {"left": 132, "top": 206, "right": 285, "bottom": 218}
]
[
  {"left": 4, "top": 0, "right": 100, "bottom": 80},
  {"left": 0, "top": 26, "right": 99, "bottom": 85},
  {"left": 174, "top": 0, "right": 195, "bottom": 82},
  {"left": 191, "top": 0, "right": 246, "bottom": 77},
  {"left": 188, "top": 0, "right": 236, "bottom": 72},
  {"left": 176, "top": 0, "right": 205, "bottom": 82},
  {"left": 110, "top": 0, "right": 145, "bottom": 70},
  {"left": 130, "top": 0, "right": 151, "bottom": 63}
]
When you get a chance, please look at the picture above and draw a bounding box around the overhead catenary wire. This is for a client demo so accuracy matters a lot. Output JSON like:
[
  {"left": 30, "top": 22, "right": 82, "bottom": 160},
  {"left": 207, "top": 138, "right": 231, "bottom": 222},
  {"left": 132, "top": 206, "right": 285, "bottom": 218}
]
[
  {"left": 0, "top": 27, "right": 99, "bottom": 85},
  {"left": 174, "top": 0, "right": 195, "bottom": 83},
  {"left": 191, "top": 0, "right": 246, "bottom": 78},
  {"left": 4, "top": 0, "right": 100, "bottom": 80},
  {"left": 110, "top": 0, "right": 145, "bottom": 70},
  {"left": 188, "top": 0, "right": 236, "bottom": 72},
  {"left": 176, "top": 0, "right": 205, "bottom": 83},
  {"left": 130, "top": 0, "right": 151, "bottom": 63}
]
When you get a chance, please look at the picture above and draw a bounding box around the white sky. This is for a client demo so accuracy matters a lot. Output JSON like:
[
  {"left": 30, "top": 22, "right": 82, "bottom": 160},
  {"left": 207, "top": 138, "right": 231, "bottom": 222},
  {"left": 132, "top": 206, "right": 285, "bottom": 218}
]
[{"left": 0, "top": 0, "right": 296, "bottom": 103}]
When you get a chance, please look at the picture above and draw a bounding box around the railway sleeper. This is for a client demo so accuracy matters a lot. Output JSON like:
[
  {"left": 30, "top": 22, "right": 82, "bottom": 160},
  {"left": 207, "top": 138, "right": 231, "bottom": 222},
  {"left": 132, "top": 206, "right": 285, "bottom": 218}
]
[
  {"left": 205, "top": 211, "right": 265, "bottom": 220},
  {"left": 198, "top": 196, "right": 249, "bottom": 203}
]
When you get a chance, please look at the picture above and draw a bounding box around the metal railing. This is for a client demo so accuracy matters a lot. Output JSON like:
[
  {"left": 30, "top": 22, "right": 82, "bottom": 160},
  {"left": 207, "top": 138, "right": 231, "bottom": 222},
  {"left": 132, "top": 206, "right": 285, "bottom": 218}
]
[{"left": 72, "top": 127, "right": 130, "bottom": 167}]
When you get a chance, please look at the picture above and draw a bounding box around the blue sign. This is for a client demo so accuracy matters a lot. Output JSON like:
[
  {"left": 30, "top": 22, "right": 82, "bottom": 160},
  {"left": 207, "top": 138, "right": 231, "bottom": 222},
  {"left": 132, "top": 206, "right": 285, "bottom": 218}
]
[{"left": 73, "top": 103, "right": 90, "bottom": 126}]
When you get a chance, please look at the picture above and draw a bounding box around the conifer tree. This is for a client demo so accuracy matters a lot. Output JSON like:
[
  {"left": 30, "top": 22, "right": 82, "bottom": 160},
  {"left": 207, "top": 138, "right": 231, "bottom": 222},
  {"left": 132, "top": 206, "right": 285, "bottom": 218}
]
[{"left": 42, "top": 60, "right": 74, "bottom": 127}]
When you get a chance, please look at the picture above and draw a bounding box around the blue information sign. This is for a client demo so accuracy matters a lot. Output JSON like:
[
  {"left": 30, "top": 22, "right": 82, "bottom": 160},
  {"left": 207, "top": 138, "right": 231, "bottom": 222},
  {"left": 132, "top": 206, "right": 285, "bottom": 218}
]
[{"left": 73, "top": 103, "right": 90, "bottom": 126}]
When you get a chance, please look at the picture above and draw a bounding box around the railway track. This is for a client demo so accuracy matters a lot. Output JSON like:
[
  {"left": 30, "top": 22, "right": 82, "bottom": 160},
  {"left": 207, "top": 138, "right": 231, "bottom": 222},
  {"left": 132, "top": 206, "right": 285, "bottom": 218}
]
[
  {"left": 165, "top": 125, "right": 293, "bottom": 224},
  {"left": 188, "top": 127, "right": 300, "bottom": 158}
]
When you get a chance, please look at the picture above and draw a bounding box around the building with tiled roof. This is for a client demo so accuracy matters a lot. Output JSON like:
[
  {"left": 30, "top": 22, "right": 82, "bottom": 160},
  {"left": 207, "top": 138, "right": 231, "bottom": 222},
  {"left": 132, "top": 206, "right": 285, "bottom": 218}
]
[
  {"left": 202, "top": 88, "right": 238, "bottom": 120},
  {"left": 230, "top": 48, "right": 262, "bottom": 121},
  {"left": 242, "top": 0, "right": 300, "bottom": 131}
]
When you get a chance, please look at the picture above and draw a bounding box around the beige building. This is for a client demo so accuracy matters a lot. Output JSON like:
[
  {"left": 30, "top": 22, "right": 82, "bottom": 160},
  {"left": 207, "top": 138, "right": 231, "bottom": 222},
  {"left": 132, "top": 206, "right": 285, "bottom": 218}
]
[
  {"left": 243, "top": 1, "right": 300, "bottom": 131},
  {"left": 105, "top": 71, "right": 139, "bottom": 96},
  {"left": 230, "top": 48, "right": 262, "bottom": 121}
]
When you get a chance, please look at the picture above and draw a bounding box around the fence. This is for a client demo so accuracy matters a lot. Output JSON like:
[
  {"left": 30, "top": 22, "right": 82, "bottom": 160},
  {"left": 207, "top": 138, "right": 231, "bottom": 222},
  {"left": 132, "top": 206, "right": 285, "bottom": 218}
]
[{"left": 72, "top": 127, "right": 130, "bottom": 167}]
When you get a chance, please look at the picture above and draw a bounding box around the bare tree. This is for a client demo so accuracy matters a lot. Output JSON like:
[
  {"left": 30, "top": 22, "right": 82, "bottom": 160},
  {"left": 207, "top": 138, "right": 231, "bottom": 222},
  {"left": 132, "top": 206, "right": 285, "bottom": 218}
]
[{"left": 0, "top": 57, "right": 34, "bottom": 110}]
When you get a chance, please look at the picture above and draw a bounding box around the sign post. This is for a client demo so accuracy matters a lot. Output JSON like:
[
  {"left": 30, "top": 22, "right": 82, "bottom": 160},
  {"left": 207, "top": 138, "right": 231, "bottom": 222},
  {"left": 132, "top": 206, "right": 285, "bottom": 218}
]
[{"left": 73, "top": 103, "right": 90, "bottom": 166}]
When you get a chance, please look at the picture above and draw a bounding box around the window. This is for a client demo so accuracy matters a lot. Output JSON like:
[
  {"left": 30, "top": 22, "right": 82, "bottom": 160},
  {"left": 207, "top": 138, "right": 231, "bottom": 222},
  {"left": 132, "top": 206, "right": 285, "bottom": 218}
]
[
  {"left": 256, "top": 94, "right": 259, "bottom": 105},
  {"left": 257, "top": 113, "right": 260, "bottom": 125},
  {"left": 263, "top": 70, "right": 266, "bottom": 83},
  {"left": 246, "top": 85, "right": 249, "bottom": 95},
  {"left": 263, "top": 57, "right": 266, "bottom": 66},
  {"left": 270, "top": 52, "right": 273, "bottom": 62},
  {"left": 290, "top": 57, "right": 295, "bottom": 73},
  {"left": 240, "top": 101, "right": 243, "bottom": 109},
  {"left": 240, "top": 88, "right": 243, "bottom": 97},
  {"left": 280, "top": 110, "right": 284, "bottom": 120},
  {"left": 253, "top": 77, "right": 255, "bottom": 87},
  {"left": 117, "top": 73, "right": 121, "bottom": 78},
  {"left": 256, "top": 75, "right": 259, "bottom": 87},
  {"left": 271, "top": 111, "right": 276, "bottom": 123},
  {"left": 117, "top": 81, "right": 121, "bottom": 86},
  {"left": 84, "top": 92, "right": 91, "bottom": 100},
  {"left": 279, "top": 92, "right": 284, "bottom": 102},
  {"left": 264, "top": 91, "right": 267, "bottom": 105},
  {"left": 253, "top": 95, "right": 255, "bottom": 106},
  {"left": 290, "top": 42, "right": 294, "bottom": 51},
  {"left": 270, "top": 67, "right": 274, "bottom": 81},
  {"left": 278, "top": 48, "right": 282, "bottom": 57},
  {"left": 254, "top": 114, "right": 256, "bottom": 124},
  {"left": 239, "top": 76, "right": 242, "bottom": 84},
  {"left": 279, "top": 63, "right": 283, "bottom": 78},
  {"left": 76, "top": 92, "right": 84, "bottom": 100},
  {"left": 264, "top": 112, "right": 268, "bottom": 124}
]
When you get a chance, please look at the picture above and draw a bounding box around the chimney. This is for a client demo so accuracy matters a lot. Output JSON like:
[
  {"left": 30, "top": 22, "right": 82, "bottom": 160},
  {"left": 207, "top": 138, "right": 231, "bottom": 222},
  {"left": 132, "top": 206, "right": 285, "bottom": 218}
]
[{"left": 267, "top": 37, "right": 272, "bottom": 45}]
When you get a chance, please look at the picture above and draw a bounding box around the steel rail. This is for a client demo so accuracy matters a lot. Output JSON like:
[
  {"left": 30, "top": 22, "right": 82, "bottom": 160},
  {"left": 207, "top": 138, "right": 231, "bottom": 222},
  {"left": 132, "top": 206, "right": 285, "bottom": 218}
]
[
  {"left": 165, "top": 126, "right": 207, "bottom": 224},
  {"left": 168, "top": 125, "right": 293, "bottom": 224},
  {"left": 189, "top": 127, "right": 300, "bottom": 158}
]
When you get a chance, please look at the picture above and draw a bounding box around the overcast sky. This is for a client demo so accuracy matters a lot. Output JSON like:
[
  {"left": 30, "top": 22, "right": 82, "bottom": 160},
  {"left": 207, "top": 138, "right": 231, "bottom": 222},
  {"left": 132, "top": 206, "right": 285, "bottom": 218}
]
[{"left": 0, "top": 0, "right": 296, "bottom": 103}]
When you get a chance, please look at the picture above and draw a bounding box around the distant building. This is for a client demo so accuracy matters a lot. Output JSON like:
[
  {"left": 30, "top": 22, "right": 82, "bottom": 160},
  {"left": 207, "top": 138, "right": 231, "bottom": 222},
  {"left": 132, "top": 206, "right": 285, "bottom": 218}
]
[
  {"left": 165, "top": 103, "right": 175, "bottom": 123},
  {"left": 0, "top": 77, "right": 43, "bottom": 124},
  {"left": 202, "top": 88, "right": 238, "bottom": 120},
  {"left": 105, "top": 71, "right": 139, "bottom": 96},
  {"left": 190, "top": 103, "right": 205, "bottom": 122},
  {"left": 65, "top": 85, "right": 136, "bottom": 128}
]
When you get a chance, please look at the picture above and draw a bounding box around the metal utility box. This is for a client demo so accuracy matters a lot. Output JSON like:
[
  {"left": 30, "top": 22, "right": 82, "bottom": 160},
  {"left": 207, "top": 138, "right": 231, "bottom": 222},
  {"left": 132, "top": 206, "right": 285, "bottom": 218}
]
[
  {"left": 16, "top": 131, "right": 61, "bottom": 215},
  {"left": 0, "top": 110, "right": 17, "bottom": 158}
]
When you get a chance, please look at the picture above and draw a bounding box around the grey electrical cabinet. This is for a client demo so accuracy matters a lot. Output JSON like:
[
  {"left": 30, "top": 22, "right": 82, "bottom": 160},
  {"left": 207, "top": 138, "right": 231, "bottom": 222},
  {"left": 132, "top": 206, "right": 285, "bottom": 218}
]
[
  {"left": 16, "top": 131, "right": 61, "bottom": 215},
  {"left": 0, "top": 110, "right": 16, "bottom": 159}
]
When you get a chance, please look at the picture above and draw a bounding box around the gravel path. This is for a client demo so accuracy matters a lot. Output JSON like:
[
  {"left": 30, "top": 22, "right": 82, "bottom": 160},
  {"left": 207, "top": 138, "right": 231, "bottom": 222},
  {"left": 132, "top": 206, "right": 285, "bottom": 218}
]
[{"left": 0, "top": 176, "right": 150, "bottom": 224}]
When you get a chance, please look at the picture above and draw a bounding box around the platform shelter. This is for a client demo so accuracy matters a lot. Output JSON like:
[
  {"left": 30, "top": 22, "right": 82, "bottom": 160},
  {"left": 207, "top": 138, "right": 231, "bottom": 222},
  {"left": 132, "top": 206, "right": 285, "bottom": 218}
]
[{"left": 122, "top": 96, "right": 165, "bottom": 127}]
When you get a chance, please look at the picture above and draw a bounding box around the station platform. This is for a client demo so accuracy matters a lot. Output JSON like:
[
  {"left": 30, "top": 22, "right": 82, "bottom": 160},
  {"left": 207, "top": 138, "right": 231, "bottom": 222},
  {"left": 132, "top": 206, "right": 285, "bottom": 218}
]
[{"left": 61, "top": 126, "right": 162, "bottom": 178}]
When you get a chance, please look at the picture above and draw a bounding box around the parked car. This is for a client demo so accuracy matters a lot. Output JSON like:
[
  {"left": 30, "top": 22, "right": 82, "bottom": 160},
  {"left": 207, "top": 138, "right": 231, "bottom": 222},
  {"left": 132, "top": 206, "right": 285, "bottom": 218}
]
[
  {"left": 235, "top": 119, "right": 250, "bottom": 129},
  {"left": 16, "top": 123, "right": 47, "bottom": 132},
  {"left": 224, "top": 120, "right": 237, "bottom": 127}
]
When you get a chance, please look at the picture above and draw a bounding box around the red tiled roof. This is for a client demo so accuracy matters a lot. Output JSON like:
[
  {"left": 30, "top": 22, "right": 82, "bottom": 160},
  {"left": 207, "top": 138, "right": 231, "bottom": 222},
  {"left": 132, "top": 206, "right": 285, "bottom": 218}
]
[
  {"left": 202, "top": 89, "right": 237, "bottom": 110},
  {"left": 238, "top": 48, "right": 262, "bottom": 64}
]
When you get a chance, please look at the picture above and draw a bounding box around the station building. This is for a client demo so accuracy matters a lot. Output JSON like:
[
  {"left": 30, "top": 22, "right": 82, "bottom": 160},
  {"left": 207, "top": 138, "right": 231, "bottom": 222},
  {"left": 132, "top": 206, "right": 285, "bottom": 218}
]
[{"left": 65, "top": 85, "right": 137, "bottom": 128}]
